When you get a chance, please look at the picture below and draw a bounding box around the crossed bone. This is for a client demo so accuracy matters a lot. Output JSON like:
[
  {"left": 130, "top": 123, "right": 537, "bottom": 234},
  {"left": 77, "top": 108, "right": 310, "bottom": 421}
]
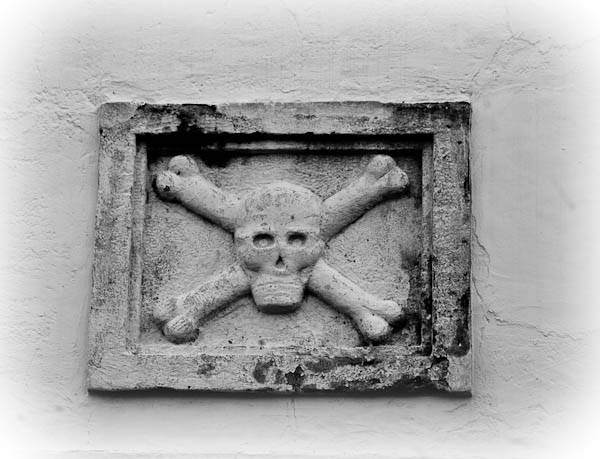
[{"left": 153, "top": 154, "right": 410, "bottom": 344}]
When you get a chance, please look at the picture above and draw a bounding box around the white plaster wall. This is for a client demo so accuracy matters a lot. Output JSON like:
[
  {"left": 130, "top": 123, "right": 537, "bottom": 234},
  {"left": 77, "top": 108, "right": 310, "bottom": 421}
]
[{"left": 1, "top": 0, "right": 599, "bottom": 457}]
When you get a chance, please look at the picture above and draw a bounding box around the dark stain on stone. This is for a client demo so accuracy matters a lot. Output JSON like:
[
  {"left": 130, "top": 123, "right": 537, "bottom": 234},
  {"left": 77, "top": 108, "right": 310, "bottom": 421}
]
[
  {"left": 196, "top": 361, "right": 216, "bottom": 376},
  {"left": 274, "top": 369, "right": 285, "bottom": 385},
  {"left": 449, "top": 288, "right": 470, "bottom": 356},
  {"left": 329, "top": 378, "right": 381, "bottom": 392},
  {"left": 285, "top": 365, "right": 305, "bottom": 390},
  {"left": 294, "top": 113, "right": 316, "bottom": 120},
  {"left": 252, "top": 360, "right": 274, "bottom": 383},
  {"left": 400, "top": 248, "right": 419, "bottom": 272},
  {"left": 175, "top": 104, "right": 218, "bottom": 132},
  {"left": 305, "top": 356, "right": 379, "bottom": 373},
  {"left": 428, "top": 357, "right": 451, "bottom": 390},
  {"left": 387, "top": 374, "right": 436, "bottom": 392},
  {"left": 463, "top": 169, "right": 471, "bottom": 202},
  {"left": 431, "top": 355, "right": 449, "bottom": 369}
]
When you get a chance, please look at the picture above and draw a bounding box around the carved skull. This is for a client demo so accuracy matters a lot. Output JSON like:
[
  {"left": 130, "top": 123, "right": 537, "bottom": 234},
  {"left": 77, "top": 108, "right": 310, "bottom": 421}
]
[{"left": 234, "top": 182, "right": 325, "bottom": 313}]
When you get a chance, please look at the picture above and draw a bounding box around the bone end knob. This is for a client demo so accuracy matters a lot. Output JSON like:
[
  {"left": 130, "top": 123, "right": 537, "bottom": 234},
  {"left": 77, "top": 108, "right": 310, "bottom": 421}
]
[
  {"left": 167, "top": 155, "right": 199, "bottom": 177},
  {"left": 356, "top": 313, "right": 393, "bottom": 343},
  {"left": 163, "top": 314, "right": 199, "bottom": 344},
  {"left": 155, "top": 155, "right": 200, "bottom": 200},
  {"left": 365, "top": 155, "right": 409, "bottom": 193},
  {"left": 155, "top": 170, "right": 182, "bottom": 200},
  {"left": 369, "top": 299, "right": 404, "bottom": 324},
  {"left": 365, "top": 154, "right": 397, "bottom": 177}
]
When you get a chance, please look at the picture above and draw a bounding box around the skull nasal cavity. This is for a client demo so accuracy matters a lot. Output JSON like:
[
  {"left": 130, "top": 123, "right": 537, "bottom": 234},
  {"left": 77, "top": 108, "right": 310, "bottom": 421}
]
[{"left": 275, "top": 256, "right": 285, "bottom": 268}]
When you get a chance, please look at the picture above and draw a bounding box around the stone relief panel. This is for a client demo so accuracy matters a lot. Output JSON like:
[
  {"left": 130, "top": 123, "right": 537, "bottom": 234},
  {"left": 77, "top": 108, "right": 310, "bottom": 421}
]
[{"left": 89, "top": 103, "right": 470, "bottom": 393}]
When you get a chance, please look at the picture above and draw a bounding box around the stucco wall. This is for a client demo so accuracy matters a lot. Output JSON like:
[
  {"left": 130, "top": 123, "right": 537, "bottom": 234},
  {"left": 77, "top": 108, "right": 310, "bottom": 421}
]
[{"left": 1, "top": 0, "right": 599, "bottom": 457}]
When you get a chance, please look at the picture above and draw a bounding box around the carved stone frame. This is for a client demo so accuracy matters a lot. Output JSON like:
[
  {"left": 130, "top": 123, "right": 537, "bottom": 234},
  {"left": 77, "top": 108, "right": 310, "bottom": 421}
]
[{"left": 89, "top": 102, "right": 471, "bottom": 393}]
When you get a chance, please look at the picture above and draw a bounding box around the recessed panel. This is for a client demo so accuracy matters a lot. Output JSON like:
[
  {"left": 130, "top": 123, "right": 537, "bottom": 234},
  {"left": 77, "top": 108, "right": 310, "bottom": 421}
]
[{"left": 141, "top": 141, "right": 428, "bottom": 350}]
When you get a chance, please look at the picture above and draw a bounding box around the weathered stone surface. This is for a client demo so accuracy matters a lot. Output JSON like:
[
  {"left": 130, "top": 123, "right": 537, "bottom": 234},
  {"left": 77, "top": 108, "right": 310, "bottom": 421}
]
[{"left": 89, "top": 102, "right": 471, "bottom": 393}]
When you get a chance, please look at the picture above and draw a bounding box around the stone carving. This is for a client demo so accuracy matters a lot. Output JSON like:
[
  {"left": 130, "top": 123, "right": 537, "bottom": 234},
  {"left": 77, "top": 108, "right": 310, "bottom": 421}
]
[
  {"left": 90, "top": 102, "right": 472, "bottom": 393},
  {"left": 153, "top": 154, "right": 410, "bottom": 344}
]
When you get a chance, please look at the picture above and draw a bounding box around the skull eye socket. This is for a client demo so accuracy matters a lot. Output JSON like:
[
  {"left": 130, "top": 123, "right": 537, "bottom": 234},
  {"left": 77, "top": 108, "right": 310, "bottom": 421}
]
[
  {"left": 287, "top": 232, "right": 307, "bottom": 247},
  {"left": 252, "top": 233, "right": 275, "bottom": 248}
]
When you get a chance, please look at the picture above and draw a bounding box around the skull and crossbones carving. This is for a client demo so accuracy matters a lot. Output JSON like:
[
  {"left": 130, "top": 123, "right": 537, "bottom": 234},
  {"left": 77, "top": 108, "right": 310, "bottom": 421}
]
[{"left": 153, "top": 154, "right": 410, "bottom": 344}]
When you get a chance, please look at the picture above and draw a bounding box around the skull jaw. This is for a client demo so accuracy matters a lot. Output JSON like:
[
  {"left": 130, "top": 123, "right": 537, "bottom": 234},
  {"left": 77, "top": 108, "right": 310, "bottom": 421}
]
[{"left": 251, "top": 274, "right": 305, "bottom": 314}]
